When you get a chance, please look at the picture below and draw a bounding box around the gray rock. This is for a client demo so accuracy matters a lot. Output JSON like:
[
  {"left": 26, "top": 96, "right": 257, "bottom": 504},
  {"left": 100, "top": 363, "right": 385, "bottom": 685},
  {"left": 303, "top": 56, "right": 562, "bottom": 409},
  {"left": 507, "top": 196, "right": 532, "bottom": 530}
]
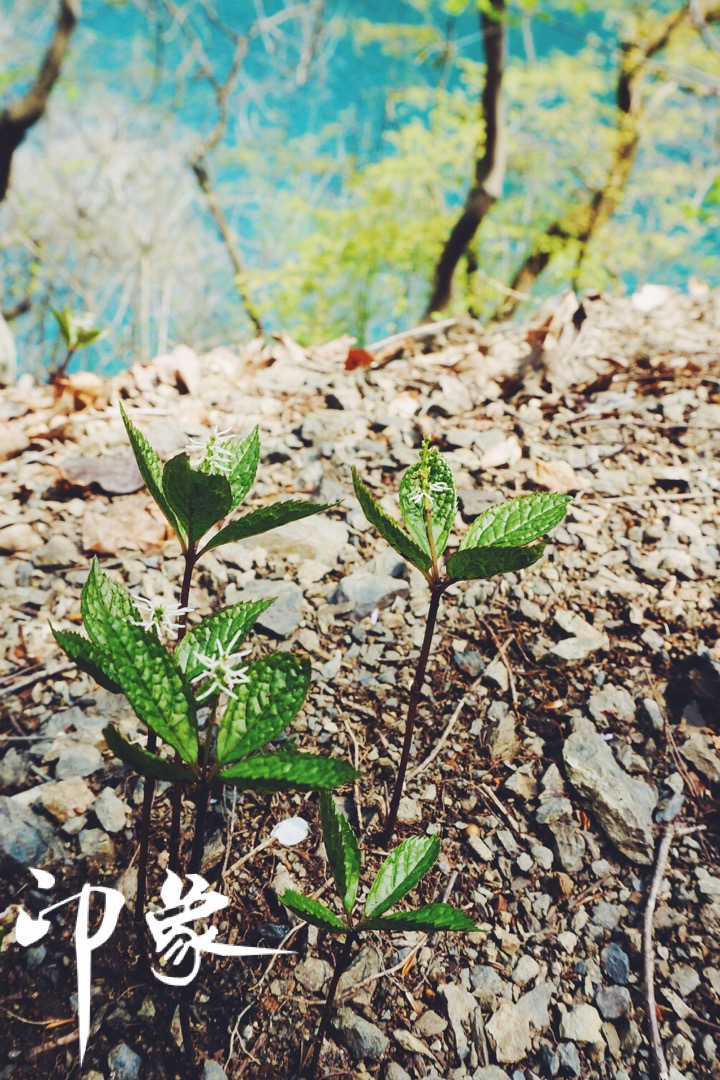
[
  {"left": 548, "top": 823, "right": 586, "bottom": 873},
  {"left": 470, "top": 964, "right": 511, "bottom": 1008},
  {"left": 486, "top": 1002, "right": 531, "bottom": 1063},
  {"left": 667, "top": 1033, "right": 694, "bottom": 1069},
  {"left": 108, "top": 1042, "right": 142, "bottom": 1080},
  {"left": 234, "top": 579, "right": 304, "bottom": 637},
  {"left": 473, "top": 1069, "right": 511, "bottom": 1080},
  {"left": 78, "top": 828, "right": 116, "bottom": 863},
  {"left": 438, "top": 982, "right": 478, "bottom": 1062},
  {"left": 588, "top": 685, "right": 635, "bottom": 724},
  {"left": 54, "top": 743, "right": 104, "bottom": 780},
  {"left": 0, "top": 747, "right": 30, "bottom": 789},
  {"left": 544, "top": 611, "right": 609, "bottom": 666},
  {"left": 333, "top": 1007, "right": 388, "bottom": 1061},
  {"left": 557, "top": 1041, "right": 582, "bottom": 1076},
  {"left": 294, "top": 957, "right": 332, "bottom": 993},
  {"left": 201, "top": 1062, "right": 228, "bottom": 1080},
  {"left": 248, "top": 515, "right": 349, "bottom": 565},
  {"left": 512, "top": 954, "right": 540, "bottom": 987},
  {"left": 94, "top": 787, "right": 129, "bottom": 833},
  {"left": 515, "top": 982, "right": 553, "bottom": 1035},
  {"left": 668, "top": 965, "right": 700, "bottom": 997},
  {"left": 602, "top": 943, "right": 630, "bottom": 985},
  {"left": 384, "top": 1065, "right": 412, "bottom": 1080},
  {"left": 331, "top": 571, "right": 409, "bottom": 618},
  {"left": 558, "top": 1004, "right": 604, "bottom": 1045},
  {"left": 592, "top": 901, "right": 622, "bottom": 930},
  {"left": 33, "top": 535, "right": 79, "bottom": 570},
  {"left": 536, "top": 797, "right": 573, "bottom": 825},
  {"left": 540, "top": 1042, "right": 560, "bottom": 1076},
  {"left": 485, "top": 701, "right": 518, "bottom": 762},
  {"left": 563, "top": 727, "right": 657, "bottom": 864},
  {"left": 0, "top": 796, "right": 62, "bottom": 871},
  {"left": 680, "top": 733, "right": 720, "bottom": 783},
  {"left": 532, "top": 844, "right": 554, "bottom": 871},
  {"left": 595, "top": 986, "right": 632, "bottom": 1019}
]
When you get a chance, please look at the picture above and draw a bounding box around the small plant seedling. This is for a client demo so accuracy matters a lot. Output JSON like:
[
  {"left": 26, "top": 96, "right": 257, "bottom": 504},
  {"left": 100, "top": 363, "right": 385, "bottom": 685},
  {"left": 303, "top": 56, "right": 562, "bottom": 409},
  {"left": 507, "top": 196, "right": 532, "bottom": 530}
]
[
  {"left": 280, "top": 792, "right": 476, "bottom": 1078},
  {"left": 48, "top": 307, "right": 104, "bottom": 382},
  {"left": 55, "top": 407, "right": 341, "bottom": 923},
  {"left": 353, "top": 437, "right": 571, "bottom": 843}
]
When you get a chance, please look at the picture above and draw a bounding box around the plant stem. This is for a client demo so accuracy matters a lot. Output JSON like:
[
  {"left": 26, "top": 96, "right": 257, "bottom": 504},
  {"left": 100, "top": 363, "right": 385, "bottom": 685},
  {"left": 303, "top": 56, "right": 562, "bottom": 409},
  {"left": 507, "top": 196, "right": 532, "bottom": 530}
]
[
  {"left": 169, "top": 545, "right": 197, "bottom": 873},
  {"left": 380, "top": 582, "right": 445, "bottom": 847},
  {"left": 305, "top": 931, "right": 357, "bottom": 1080}
]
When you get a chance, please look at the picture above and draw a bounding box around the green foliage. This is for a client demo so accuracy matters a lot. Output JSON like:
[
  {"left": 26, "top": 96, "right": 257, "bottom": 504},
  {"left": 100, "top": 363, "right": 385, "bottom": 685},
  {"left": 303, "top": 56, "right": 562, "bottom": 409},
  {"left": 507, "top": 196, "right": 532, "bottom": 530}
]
[
  {"left": 280, "top": 797, "right": 474, "bottom": 937},
  {"left": 103, "top": 724, "right": 196, "bottom": 783},
  {"left": 162, "top": 453, "right": 234, "bottom": 546},
  {"left": 364, "top": 835, "right": 441, "bottom": 918},
  {"left": 355, "top": 442, "right": 570, "bottom": 584},
  {"left": 51, "top": 307, "right": 104, "bottom": 351},
  {"left": 280, "top": 890, "right": 348, "bottom": 933},
  {"left": 218, "top": 752, "right": 358, "bottom": 792},
  {"left": 201, "top": 500, "right": 336, "bottom": 555},
  {"left": 399, "top": 439, "right": 457, "bottom": 558},
  {"left": 175, "top": 598, "right": 275, "bottom": 682},
  {"left": 120, "top": 404, "right": 186, "bottom": 542},
  {"left": 216, "top": 653, "right": 311, "bottom": 764},
  {"left": 352, "top": 467, "right": 432, "bottom": 573},
  {"left": 458, "top": 492, "right": 572, "bottom": 550},
  {"left": 320, "top": 792, "right": 361, "bottom": 916}
]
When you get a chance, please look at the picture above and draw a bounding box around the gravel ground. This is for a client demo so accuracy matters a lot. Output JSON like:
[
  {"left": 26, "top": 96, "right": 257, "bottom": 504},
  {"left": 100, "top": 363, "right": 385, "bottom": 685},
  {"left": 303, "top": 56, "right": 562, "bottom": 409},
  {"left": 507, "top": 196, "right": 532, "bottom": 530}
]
[{"left": 0, "top": 288, "right": 718, "bottom": 1080}]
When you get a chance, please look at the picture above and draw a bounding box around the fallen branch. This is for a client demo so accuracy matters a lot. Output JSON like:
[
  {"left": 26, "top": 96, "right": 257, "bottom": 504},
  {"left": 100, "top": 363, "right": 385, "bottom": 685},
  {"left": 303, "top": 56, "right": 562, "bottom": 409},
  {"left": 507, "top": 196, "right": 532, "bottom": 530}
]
[{"left": 644, "top": 824, "right": 675, "bottom": 1080}]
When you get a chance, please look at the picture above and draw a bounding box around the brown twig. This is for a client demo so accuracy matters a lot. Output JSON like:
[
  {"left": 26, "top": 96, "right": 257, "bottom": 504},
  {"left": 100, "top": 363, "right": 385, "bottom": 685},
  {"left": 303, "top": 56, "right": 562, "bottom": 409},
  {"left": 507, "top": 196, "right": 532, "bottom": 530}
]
[{"left": 644, "top": 824, "right": 675, "bottom": 1080}]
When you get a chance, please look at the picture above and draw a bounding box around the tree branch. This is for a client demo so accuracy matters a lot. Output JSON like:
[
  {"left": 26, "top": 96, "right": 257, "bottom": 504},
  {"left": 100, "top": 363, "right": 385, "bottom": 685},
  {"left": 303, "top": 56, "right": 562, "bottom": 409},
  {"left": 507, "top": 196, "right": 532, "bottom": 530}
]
[
  {"left": 426, "top": 0, "right": 506, "bottom": 316},
  {"left": 0, "top": 0, "right": 80, "bottom": 202},
  {"left": 493, "top": 1, "right": 717, "bottom": 321}
]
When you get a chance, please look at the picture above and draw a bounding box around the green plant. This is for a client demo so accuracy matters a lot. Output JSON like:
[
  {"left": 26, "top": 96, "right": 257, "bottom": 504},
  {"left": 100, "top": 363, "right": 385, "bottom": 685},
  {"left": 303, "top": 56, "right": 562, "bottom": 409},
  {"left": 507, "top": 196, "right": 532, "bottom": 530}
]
[
  {"left": 53, "top": 408, "right": 354, "bottom": 925},
  {"left": 48, "top": 306, "right": 104, "bottom": 381},
  {"left": 353, "top": 437, "right": 571, "bottom": 843},
  {"left": 281, "top": 792, "right": 476, "bottom": 1078}
]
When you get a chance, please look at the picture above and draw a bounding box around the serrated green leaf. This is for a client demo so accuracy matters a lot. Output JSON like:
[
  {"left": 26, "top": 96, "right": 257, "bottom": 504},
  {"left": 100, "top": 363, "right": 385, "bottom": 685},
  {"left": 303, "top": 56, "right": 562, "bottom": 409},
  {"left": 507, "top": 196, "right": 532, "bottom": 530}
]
[
  {"left": 447, "top": 541, "right": 546, "bottom": 581},
  {"left": 75, "top": 327, "right": 104, "bottom": 349},
  {"left": 361, "top": 902, "right": 477, "bottom": 933},
  {"left": 199, "top": 498, "right": 334, "bottom": 557},
  {"left": 207, "top": 426, "right": 260, "bottom": 509},
  {"left": 352, "top": 468, "right": 432, "bottom": 572},
  {"left": 219, "top": 751, "right": 357, "bottom": 792},
  {"left": 162, "top": 453, "right": 233, "bottom": 545},
  {"left": 51, "top": 626, "right": 121, "bottom": 694},
  {"left": 320, "top": 792, "right": 361, "bottom": 916},
  {"left": 399, "top": 445, "right": 456, "bottom": 558},
  {"left": 51, "top": 307, "right": 71, "bottom": 345},
  {"left": 103, "top": 615, "right": 198, "bottom": 763},
  {"left": 201, "top": 499, "right": 335, "bottom": 554},
  {"left": 103, "top": 724, "right": 196, "bottom": 782},
  {"left": 175, "top": 598, "right": 275, "bottom": 682},
  {"left": 279, "top": 890, "right": 348, "bottom": 933},
  {"left": 364, "top": 835, "right": 440, "bottom": 919},
  {"left": 81, "top": 558, "right": 140, "bottom": 651},
  {"left": 459, "top": 493, "right": 571, "bottom": 551},
  {"left": 216, "top": 653, "right": 311, "bottom": 765},
  {"left": 120, "top": 403, "right": 186, "bottom": 542}
]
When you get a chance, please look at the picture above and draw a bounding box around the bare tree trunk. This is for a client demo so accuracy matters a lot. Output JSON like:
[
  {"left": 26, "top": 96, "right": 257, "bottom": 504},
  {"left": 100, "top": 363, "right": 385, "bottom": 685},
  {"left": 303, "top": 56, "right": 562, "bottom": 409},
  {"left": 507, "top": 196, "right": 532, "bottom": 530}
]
[
  {"left": 0, "top": 0, "right": 80, "bottom": 202},
  {"left": 494, "top": 1, "right": 719, "bottom": 321},
  {"left": 426, "top": 0, "right": 506, "bottom": 316}
]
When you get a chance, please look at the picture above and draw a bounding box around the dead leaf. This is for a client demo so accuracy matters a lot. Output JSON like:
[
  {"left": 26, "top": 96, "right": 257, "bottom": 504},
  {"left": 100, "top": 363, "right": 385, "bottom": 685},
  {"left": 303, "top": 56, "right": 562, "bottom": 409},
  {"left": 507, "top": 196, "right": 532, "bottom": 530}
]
[
  {"left": 82, "top": 498, "right": 170, "bottom": 554},
  {"left": 345, "top": 347, "right": 375, "bottom": 371},
  {"left": 60, "top": 454, "right": 144, "bottom": 496}
]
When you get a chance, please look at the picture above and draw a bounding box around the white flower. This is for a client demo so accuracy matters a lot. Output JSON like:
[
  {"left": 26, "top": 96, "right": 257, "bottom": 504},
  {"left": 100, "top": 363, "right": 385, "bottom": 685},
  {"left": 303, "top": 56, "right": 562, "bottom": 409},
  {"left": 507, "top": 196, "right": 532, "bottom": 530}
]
[
  {"left": 271, "top": 817, "right": 310, "bottom": 847},
  {"left": 184, "top": 425, "right": 235, "bottom": 471},
  {"left": 190, "top": 631, "right": 252, "bottom": 701},
  {"left": 405, "top": 480, "right": 450, "bottom": 508},
  {"left": 132, "top": 595, "right": 194, "bottom": 639}
]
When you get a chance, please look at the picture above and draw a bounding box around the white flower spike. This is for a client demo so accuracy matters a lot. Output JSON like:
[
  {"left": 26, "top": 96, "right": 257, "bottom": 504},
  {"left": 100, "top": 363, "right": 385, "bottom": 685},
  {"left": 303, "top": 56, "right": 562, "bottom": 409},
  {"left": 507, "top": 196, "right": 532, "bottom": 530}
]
[
  {"left": 190, "top": 631, "right": 252, "bottom": 702},
  {"left": 132, "top": 595, "right": 195, "bottom": 639},
  {"left": 184, "top": 425, "right": 235, "bottom": 472}
]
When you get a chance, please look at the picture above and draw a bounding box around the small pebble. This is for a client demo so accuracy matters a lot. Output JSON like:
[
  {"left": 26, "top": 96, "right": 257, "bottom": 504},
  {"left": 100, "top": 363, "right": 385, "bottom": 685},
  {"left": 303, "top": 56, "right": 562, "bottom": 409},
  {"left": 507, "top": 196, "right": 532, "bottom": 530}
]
[{"left": 602, "top": 943, "right": 630, "bottom": 985}]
